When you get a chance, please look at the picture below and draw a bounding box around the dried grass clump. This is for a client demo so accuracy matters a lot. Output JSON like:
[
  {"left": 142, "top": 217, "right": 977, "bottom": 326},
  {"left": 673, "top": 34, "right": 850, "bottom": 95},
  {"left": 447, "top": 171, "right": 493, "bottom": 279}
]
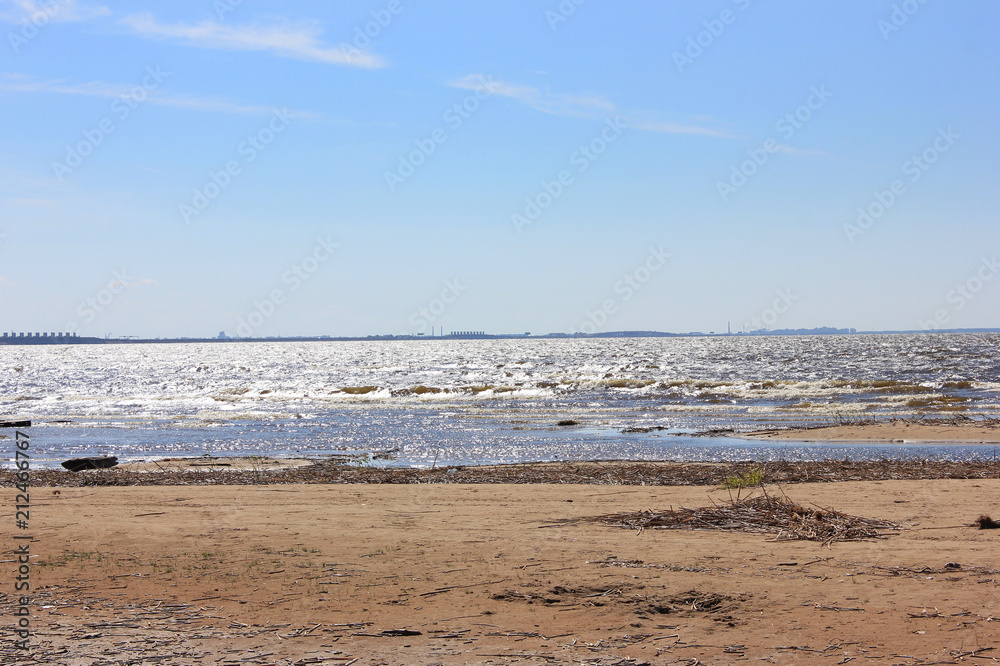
[
  {"left": 582, "top": 490, "right": 901, "bottom": 544},
  {"left": 974, "top": 515, "right": 1000, "bottom": 529}
]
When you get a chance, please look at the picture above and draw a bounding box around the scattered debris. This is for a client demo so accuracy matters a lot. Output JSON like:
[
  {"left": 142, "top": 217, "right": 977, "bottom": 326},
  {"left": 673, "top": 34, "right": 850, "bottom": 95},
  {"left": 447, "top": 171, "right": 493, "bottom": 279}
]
[
  {"left": 571, "top": 490, "right": 901, "bottom": 544},
  {"left": 645, "top": 590, "right": 742, "bottom": 615},
  {"left": 492, "top": 583, "right": 749, "bottom": 622},
  {"left": 378, "top": 629, "right": 422, "bottom": 637},
  {"left": 9, "top": 458, "right": 1000, "bottom": 487}
]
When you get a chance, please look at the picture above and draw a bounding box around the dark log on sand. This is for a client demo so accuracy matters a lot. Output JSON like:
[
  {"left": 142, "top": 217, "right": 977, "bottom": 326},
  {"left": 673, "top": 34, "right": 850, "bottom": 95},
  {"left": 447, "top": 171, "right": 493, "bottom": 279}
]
[{"left": 62, "top": 456, "right": 119, "bottom": 472}]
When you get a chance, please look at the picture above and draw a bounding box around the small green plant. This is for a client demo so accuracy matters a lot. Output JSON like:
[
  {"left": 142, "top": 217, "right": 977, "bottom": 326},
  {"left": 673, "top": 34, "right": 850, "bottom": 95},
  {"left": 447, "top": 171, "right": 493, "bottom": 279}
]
[
  {"left": 247, "top": 455, "right": 265, "bottom": 484},
  {"left": 722, "top": 466, "right": 763, "bottom": 490}
]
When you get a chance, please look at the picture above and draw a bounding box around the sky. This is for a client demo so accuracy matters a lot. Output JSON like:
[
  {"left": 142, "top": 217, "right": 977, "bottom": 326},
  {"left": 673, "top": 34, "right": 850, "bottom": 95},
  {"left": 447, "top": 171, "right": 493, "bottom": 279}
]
[{"left": 0, "top": 0, "right": 998, "bottom": 339}]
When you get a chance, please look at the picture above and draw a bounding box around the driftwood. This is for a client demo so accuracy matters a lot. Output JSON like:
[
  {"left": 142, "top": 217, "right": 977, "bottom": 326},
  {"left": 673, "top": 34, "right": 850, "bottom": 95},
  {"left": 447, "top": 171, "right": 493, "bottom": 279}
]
[{"left": 61, "top": 456, "right": 119, "bottom": 472}]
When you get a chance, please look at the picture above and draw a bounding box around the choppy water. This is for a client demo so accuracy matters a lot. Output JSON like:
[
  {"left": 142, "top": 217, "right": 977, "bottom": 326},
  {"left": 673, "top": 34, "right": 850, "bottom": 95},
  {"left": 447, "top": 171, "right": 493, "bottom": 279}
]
[{"left": 2, "top": 334, "right": 999, "bottom": 467}]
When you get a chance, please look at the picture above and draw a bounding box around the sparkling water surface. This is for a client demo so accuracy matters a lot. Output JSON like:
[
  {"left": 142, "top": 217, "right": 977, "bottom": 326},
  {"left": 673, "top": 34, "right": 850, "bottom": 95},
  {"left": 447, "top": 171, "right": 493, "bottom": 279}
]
[{"left": 2, "top": 334, "right": 998, "bottom": 467}]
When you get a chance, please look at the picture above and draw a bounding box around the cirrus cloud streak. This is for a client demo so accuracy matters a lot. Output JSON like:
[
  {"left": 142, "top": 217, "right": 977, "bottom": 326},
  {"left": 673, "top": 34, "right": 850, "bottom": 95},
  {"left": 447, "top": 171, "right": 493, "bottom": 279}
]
[{"left": 120, "top": 13, "right": 384, "bottom": 69}]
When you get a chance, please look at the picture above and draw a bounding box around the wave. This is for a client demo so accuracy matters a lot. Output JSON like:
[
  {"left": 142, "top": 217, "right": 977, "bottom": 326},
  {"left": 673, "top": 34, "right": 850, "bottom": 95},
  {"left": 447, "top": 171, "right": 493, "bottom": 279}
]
[{"left": 2, "top": 334, "right": 998, "bottom": 429}]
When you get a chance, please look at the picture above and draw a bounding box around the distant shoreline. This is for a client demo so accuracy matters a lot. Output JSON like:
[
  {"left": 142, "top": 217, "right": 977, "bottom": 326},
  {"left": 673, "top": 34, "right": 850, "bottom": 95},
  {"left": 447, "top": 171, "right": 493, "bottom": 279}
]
[{"left": 2, "top": 327, "right": 998, "bottom": 345}]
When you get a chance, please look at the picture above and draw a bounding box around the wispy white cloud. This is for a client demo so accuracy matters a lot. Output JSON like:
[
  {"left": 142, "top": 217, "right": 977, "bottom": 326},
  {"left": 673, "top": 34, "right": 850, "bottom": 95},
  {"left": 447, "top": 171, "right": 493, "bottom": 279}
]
[
  {"left": 773, "top": 144, "right": 826, "bottom": 156},
  {"left": 452, "top": 74, "right": 615, "bottom": 119},
  {"left": 0, "top": 73, "right": 318, "bottom": 118},
  {"left": 1, "top": 0, "right": 109, "bottom": 23},
  {"left": 626, "top": 118, "right": 733, "bottom": 138},
  {"left": 120, "top": 13, "right": 384, "bottom": 69},
  {"left": 450, "top": 74, "right": 730, "bottom": 138}
]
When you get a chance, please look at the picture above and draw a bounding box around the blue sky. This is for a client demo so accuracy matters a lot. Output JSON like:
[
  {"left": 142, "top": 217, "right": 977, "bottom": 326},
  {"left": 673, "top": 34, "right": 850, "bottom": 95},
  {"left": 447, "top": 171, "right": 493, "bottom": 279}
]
[{"left": 1, "top": 0, "right": 997, "bottom": 338}]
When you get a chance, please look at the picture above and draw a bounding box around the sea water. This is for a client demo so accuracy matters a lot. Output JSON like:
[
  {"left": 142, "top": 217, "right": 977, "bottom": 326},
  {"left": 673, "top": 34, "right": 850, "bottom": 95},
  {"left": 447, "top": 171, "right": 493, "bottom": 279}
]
[{"left": 2, "top": 333, "right": 998, "bottom": 467}]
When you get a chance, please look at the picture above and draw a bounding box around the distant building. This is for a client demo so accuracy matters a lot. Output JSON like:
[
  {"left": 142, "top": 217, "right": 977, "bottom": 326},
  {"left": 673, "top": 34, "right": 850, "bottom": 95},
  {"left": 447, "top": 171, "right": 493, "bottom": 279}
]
[{"left": 218, "top": 331, "right": 228, "bottom": 339}]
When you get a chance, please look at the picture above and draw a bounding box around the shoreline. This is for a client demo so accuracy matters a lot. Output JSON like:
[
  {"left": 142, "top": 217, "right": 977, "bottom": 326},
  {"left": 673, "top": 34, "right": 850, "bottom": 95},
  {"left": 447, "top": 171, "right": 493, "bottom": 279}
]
[
  {"left": 9, "top": 456, "right": 1000, "bottom": 488},
  {"left": 8, "top": 420, "right": 999, "bottom": 486}
]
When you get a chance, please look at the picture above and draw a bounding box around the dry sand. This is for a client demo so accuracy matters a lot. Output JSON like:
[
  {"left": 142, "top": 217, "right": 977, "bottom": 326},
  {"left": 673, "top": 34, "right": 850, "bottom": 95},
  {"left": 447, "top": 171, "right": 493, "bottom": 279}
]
[{"left": 5, "top": 478, "right": 999, "bottom": 664}]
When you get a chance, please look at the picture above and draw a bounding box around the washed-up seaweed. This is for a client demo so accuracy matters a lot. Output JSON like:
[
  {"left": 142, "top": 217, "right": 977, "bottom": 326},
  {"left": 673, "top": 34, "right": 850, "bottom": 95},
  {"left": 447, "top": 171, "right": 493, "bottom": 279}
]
[{"left": 4, "top": 458, "right": 1000, "bottom": 488}]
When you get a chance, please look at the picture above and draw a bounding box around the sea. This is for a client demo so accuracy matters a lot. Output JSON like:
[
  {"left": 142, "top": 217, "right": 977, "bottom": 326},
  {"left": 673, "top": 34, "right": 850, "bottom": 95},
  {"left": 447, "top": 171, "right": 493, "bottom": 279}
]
[{"left": 2, "top": 333, "right": 999, "bottom": 468}]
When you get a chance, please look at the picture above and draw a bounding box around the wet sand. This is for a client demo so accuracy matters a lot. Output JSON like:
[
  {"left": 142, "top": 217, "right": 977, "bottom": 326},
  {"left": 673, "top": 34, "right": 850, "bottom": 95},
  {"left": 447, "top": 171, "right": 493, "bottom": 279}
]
[
  {"left": 744, "top": 419, "right": 1000, "bottom": 444},
  {"left": 117, "top": 456, "right": 317, "bottom": 473}
]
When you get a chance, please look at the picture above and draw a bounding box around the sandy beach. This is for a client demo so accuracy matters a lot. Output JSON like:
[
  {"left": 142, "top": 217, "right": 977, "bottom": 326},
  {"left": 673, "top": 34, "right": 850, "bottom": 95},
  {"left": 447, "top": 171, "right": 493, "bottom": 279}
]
[
  {"left": 5, "top": 474, "right": 999, "bottom": 664},
  {"left": 744, "top": 419, "right": 1000, "bottom": 444},
  {"left": 3, "top": 421, "right": 999, "bottom": 664}
]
